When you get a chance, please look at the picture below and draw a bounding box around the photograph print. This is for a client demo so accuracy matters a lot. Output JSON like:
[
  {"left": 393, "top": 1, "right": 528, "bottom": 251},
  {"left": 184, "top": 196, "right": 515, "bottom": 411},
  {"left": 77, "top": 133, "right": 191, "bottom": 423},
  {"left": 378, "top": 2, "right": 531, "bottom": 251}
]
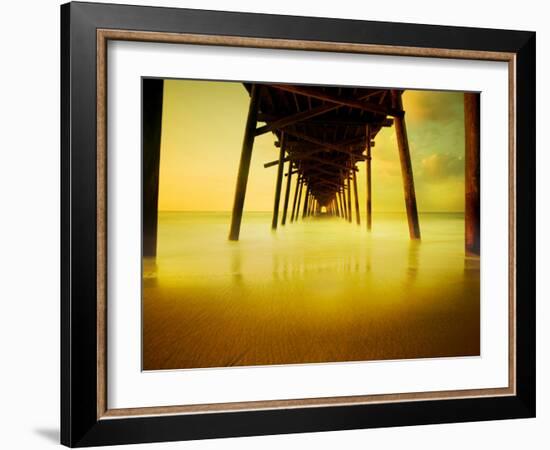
[{"left": 142, "top": 79, "right": 481, "bottom": 371}]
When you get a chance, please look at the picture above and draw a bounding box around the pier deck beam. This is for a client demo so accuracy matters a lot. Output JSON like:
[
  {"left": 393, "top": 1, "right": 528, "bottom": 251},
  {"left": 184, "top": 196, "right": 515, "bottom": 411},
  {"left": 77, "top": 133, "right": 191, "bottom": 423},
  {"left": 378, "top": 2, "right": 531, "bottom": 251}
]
[
  {"left": 464, "top": 93, "right": 481, "bottom": 256},
  {"left": 392, "top": 90, "right": 421, "bottom": 240},
  {"left": 229, "top": 85, "right": 260, "bottom": 241}
]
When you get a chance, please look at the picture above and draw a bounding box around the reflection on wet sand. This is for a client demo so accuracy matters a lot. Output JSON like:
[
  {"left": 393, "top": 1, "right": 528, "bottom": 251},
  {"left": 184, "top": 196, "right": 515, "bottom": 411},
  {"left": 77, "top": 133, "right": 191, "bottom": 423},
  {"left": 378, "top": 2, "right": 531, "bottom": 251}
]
[{"left": 143, "top": 212, "right": 479, "bottom": 370}]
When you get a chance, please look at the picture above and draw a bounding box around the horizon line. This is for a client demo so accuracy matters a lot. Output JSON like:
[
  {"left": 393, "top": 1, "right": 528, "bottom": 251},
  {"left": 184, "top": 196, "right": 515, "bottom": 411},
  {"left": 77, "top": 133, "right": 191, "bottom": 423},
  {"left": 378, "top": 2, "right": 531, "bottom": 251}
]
[{"left": 157, "top": 210, "right": 466, "bottom": 214}]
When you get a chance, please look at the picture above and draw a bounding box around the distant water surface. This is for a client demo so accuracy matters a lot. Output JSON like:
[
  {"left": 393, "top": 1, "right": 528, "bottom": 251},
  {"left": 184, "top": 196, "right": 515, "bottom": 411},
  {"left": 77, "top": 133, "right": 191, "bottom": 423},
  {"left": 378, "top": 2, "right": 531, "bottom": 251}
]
[{"left": 143, "top": 212, "right": 480, "bottom": 370}]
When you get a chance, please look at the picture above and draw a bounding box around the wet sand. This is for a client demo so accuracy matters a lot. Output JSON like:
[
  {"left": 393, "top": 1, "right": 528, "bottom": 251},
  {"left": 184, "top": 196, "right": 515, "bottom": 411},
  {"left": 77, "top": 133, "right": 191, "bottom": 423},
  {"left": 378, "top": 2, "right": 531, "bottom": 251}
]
[{"left": 143, "top": 212, "right": 480, "bottom": 370}]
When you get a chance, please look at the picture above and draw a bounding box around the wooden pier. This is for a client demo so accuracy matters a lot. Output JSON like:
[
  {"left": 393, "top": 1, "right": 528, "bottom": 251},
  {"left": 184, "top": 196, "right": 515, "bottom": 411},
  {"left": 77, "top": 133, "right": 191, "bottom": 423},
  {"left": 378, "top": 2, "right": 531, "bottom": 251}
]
[
  {"left": 142, "top": 80, "right": 481, "bottom": 257},
  {"left": 230, "top": 84, "right": 422, "bottom": 240}
]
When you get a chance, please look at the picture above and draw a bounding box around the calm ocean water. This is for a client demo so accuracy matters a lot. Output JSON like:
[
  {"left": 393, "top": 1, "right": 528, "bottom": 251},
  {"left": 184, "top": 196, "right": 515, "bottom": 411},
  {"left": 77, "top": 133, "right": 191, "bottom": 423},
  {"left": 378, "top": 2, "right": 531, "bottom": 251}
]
[{"left": 143, "top": 212, "right": 480, "bottom": 370}]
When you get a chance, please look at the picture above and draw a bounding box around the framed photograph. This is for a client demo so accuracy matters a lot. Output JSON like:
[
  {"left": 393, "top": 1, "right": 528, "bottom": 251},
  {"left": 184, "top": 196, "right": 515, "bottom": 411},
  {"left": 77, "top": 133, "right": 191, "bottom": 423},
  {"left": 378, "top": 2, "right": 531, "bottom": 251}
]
[{"left": 61, "top": 2, "right": 536, "bottom": 447}]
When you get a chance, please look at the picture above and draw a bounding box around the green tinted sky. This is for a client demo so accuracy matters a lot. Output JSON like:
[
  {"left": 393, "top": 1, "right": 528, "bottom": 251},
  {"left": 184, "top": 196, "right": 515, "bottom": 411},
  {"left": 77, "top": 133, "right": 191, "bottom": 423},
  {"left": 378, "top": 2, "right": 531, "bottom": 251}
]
[{"left": 158, "top": 79, "right": 465, "bottom": 212}]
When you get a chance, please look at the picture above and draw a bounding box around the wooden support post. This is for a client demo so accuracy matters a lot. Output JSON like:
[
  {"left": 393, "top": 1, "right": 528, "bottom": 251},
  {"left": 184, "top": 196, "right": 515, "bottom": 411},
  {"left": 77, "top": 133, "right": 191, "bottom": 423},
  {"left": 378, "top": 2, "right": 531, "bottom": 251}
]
[
  {"left": 302, "top": 185, "right": 310, "bottom": 219},
  {"left": 281, "top": 162, "right": 293, "bottom": 226},
  {"left": 290, "top": 174, "right": 301, "bottom": 222},
  {"left": 392, "top": 90, "right": 421, "bottom": 240},
  {"left": 335, "top": 196, "right": 340, "bottom": 217},
  {"left": 295, "top": 177, "right": 304, "bottom": 221},
  {"left": 366, "top": 126, "right": 372, "bottom": 231},
  {"left": 143, "top": 78, "right": 164, "bottom": 257},
  {"left": 229, "top": 84, "right": 260, "bottom": 241},
  {"left": 346, "top": 173, "right": 352, "bottom": 223},
  {"left": 272, "top": 133, "right": 286, "bottom": 230},
  {"left": 464, "top": 93, "right": 480, "bottom": 256},
  {"left": 345, "top": 189, "right": 349, "bottom": 221},
  {"left": 340, "top": 190, "right": 347, "bottom": 220},
  {"left": 352, "top": 167, "right": 361, "bottom": 226}
]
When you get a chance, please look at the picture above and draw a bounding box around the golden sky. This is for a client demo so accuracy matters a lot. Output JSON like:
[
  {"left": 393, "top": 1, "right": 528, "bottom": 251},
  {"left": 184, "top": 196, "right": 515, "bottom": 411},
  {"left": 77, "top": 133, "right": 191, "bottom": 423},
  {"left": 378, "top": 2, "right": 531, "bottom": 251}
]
[{"left": 158, "top": 80, "right": 465, "bottom": 212}]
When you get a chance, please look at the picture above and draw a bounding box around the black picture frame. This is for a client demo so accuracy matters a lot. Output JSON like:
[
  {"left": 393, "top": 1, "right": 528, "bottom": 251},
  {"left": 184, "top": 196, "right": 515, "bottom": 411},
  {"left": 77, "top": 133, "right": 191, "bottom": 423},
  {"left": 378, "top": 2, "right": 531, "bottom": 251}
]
[{"left": 61, "top": 1, "right": 536, "bottom": 447}]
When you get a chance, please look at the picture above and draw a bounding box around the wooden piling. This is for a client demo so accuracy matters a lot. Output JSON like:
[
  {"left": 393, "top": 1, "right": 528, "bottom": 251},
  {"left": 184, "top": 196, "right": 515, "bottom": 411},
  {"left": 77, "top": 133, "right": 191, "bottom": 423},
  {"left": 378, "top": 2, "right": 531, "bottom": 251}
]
[
  {"left": 392, "top": 90, "right": 421, "bottom": 240},
  {"left": 290, "top": 174, "right": 301, "bottom": 222},
  {"left": 281, "top": 161, "right": 293, "bottom": 226},
  {"left": 464, "top": 93, "right": 480, "bottom": 256},
  {"left": 229, "top": 84, "right": 260, "bottom": 241},
  {"left": 346, "top": 173, "right": 352, "bottom": 223},
  {"left": 302, "top": 185, "right": 310, "bottom": 219},
  {"left": 366, "top": 126, "right": 372, "bottom": 231},
  {"left": 340, "top": 190, "right": 347, "bottom": 220},
  {"left": 295, "top": 177, "right": 304, "bottom": 221},
  {"left": 143, "top": 78, "right": 164, "bottom": 257},
  {"left": 352, "top": 166, "right": 361, "bottom": 226},
  {"left": 272, "top": 133, "right": 286, "bottom": 230}
]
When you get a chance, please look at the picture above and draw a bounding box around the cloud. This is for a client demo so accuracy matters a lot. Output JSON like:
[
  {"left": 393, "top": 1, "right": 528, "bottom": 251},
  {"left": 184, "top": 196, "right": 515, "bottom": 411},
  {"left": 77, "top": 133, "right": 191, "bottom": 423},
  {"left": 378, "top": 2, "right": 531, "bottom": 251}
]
[
  {"left": 403, "top": 90, "right": 464, "bottom": 125},
  {"left": 420, "top": 153, "right": 463, "bottom": 181}
]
